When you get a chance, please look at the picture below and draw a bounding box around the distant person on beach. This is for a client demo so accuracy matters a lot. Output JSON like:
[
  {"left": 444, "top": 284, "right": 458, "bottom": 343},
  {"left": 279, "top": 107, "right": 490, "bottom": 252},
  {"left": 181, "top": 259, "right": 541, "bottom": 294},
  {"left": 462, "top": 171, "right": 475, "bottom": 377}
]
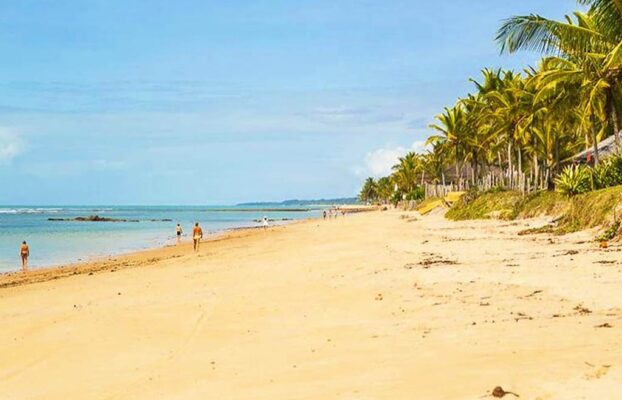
[
  {"left": 323, "top": 210, "right": 327, "bottom": 220},
  {"left": 192, "top": 223, "right": 203, "bottom": 252},
  {"left": 176, "top": 223, "right": 183, "bottom": 244},
  {"left": 20, "top": 241, "right": 29, "bottom": 271},
  {"left": 262, "top": 216, "right": 269, "bottom": 230}
]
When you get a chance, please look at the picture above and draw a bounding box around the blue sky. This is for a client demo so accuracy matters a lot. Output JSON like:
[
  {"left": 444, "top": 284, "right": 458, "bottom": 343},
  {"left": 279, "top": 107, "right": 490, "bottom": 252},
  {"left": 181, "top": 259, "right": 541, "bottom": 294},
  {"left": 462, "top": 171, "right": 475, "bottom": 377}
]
[{"left": 0, "top": 0, "right": 579, "bottom": 204}]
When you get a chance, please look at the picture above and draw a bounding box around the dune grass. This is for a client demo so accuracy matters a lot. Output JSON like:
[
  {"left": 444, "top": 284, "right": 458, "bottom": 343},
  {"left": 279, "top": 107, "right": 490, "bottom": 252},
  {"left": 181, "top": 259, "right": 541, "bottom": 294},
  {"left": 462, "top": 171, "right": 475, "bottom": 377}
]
[
  {"left": 446, "top": 186, "right": 622, "bottom": 236},
  {"left": 446, "top": 190, "right": 522, "bottom": 220}
]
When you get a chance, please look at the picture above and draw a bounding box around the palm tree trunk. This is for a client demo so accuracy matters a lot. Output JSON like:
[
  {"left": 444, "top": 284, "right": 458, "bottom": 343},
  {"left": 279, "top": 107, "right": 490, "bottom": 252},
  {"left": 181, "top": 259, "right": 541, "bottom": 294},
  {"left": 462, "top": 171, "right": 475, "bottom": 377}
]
[
  {"left": 555, "top": 136, "right": 559, "bottom": 175},
  {"left": 507, "top": 141, "right": 513, "bottom": 189},
  {"left": 533, "top": 154, "right": 539, "bottom": 191},
  {"left": 592, "top": 129, "right": 600, "bottom": 165},
  {"left": 610, "top": 96, "right": 620, "bottom": 146},
  {"left": 496, "top": 151, "right": 502, "bottom": 187},
  {"left": 471, "top": 163, "right": 475, "bottom": 186}
]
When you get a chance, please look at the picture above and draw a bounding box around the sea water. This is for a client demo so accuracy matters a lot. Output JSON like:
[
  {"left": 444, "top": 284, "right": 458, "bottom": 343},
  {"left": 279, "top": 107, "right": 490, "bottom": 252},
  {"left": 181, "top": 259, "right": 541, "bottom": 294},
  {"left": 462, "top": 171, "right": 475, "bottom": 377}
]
[{"left": 0, "top": 205, "right": 321, "bottom": 272}]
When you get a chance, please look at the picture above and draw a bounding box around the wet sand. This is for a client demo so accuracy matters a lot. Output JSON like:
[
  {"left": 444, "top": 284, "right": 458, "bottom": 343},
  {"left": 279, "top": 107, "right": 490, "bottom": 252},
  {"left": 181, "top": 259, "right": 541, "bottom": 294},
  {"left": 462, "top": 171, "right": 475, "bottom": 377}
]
[{"left": 1, "top": 210, "right": 621, "bottom": 399}]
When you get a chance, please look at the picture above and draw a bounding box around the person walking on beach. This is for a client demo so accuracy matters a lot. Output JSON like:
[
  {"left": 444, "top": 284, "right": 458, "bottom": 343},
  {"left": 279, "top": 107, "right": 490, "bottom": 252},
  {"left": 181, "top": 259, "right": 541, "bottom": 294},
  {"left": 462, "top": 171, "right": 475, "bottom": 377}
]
[
  {"left": 20, "top": 241, "right": 29, "bottom": 271},
  {"left": 176, "top": 223, "right": 183, "bottom": 244},
  {"left": 192, "top": 222, "right": 203, "bottom": 252},
  {"left": 323, "top": 210, "right": 327, "bottom": 220},
  {"left": 262, "top": 216, "right": 269, "bottom": 230}
]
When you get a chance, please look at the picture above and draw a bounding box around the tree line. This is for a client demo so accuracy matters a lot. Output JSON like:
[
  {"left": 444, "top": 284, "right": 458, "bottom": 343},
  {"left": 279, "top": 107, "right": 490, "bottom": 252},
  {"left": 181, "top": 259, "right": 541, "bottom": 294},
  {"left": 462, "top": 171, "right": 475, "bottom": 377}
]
[{"left": 360, "top": 0, "right": 622, "bottom": 203}]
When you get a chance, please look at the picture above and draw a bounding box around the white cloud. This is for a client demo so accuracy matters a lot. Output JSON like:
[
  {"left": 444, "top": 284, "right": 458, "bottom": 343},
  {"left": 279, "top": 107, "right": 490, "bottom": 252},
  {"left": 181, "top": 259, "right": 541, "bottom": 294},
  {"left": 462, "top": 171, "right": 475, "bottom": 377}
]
[
  {"left": 358, "top": 140, "right": 428, "bottom": 178},
  {"left": 0, "top": 129, "right": 24, "bottom": 164}
]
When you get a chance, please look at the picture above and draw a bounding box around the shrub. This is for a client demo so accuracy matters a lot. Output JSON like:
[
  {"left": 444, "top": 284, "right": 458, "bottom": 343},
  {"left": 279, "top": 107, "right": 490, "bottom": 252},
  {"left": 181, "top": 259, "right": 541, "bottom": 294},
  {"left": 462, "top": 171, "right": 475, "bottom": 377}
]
[
  {"left": 555, "top": 165, "right": 592, "bottom": 196},
  {"left": 597, "top": 220, "right": 621, "bottom": 241},
  {"left": 592, "top": 161, "right": 613, "bottom": 189},
  {"left": 405, "top": 186, "right": 425, "bottom": 201}
]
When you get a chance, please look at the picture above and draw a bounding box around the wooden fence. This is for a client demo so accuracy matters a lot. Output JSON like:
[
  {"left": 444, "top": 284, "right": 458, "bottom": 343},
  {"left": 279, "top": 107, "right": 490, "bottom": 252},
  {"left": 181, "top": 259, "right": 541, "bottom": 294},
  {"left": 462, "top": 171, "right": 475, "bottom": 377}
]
[{"left": 424, "top": 169, "right": 550, "bottom": 199}]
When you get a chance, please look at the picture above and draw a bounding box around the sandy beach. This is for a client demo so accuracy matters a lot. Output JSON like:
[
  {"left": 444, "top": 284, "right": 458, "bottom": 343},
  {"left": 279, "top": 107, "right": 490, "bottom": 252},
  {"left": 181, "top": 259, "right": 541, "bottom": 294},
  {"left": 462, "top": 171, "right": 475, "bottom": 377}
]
[{"left": 1, "top": 210, "right": 622, "bottom": 399}]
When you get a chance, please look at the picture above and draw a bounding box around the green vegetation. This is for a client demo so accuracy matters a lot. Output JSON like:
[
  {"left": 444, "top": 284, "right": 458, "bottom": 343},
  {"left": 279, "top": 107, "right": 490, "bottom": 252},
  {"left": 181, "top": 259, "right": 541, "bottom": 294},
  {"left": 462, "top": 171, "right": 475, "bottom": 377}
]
[
  {"left": 557, "top": 186, "right": 622, "bottom": 233},
  {"left": 358, "top": 155, "right": 426, "bottom": 204},
  {"left": 358, "top": 1, "right": 622, "bottom": 198},
  {"left": 446, "top": 190, "right": 523, "bottom": 220},
  {"left": 597, "top": 220, "right": 621, "bottom": 241},
  {"left": 555, "top": 165, "right": 592, "bottom": 196},
  {"left": 448, "top": 186, "right": 622, "bottom": 236},
  {"left": 358, "top": 0, "right": 622, "bottom": 239},
  {"left": 514, "top": 191, "right": 569, "bottom": 219}
]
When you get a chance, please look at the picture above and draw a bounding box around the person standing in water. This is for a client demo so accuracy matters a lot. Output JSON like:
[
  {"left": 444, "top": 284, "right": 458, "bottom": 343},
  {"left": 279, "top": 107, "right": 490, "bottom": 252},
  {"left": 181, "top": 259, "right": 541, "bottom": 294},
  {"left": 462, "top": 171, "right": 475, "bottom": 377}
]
[
  {"left": 192, "top": 222, "right": 203, "bottom": 252},
  {"left": 175, "top": 223, "right": 183, "bottom": 244},
  {"left": 20, "top": 241, "right": 29, "bottom": 271}
]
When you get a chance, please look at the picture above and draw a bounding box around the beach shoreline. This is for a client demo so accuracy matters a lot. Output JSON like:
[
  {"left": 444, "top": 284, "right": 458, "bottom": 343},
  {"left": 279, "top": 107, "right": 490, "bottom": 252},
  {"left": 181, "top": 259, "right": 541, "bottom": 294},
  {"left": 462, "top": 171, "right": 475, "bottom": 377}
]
[
  {"left": 0, "top": 221, "right": 298, "bottom": 289},
  {"left": 2, "top": 209, "right": 620, "bottom": 399},
  {"left": 0, "top": 205, "right": 378, "bottom": 283}
]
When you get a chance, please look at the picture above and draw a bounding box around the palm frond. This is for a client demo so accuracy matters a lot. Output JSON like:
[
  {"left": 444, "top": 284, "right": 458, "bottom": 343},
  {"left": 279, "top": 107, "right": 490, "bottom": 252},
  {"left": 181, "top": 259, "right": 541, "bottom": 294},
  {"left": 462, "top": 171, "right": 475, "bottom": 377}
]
[{"left": 496, "top": 13, "right": 613, "bottom": 57}]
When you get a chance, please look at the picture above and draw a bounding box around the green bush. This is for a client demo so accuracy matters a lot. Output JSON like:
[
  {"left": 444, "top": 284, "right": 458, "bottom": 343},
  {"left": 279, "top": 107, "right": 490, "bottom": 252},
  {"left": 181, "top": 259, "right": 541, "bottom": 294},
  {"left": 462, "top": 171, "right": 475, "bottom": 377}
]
[
  {"left": 405, "top": 186, "right": 425, "bottom": 201},
  {"left": 597, "top": 220, "right": 621, "bottom": 241},
  {"left": 592, "top": 153, "right": 622, "bottom": 189},
  {"left": 555, "top": 165, "right": 592, "bottom": 196}
]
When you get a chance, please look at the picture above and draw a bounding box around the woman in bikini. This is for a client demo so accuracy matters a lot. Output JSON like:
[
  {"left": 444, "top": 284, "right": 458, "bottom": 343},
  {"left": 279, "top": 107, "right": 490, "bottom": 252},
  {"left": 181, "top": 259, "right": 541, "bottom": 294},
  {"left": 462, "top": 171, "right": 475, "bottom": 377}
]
[
  {"left": 192, "top": 223, "right": 203, "bottom": 252},
  {"left": 20, "top": 241, "right": 29, "bottom": 271}
]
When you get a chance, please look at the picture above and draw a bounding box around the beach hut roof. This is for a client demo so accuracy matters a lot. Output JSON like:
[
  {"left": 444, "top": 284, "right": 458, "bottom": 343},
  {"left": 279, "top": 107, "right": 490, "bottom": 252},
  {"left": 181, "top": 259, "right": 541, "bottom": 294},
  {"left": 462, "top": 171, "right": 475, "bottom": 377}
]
[{"left": 569, "top": 135, "right": 620, "bottom": 163}]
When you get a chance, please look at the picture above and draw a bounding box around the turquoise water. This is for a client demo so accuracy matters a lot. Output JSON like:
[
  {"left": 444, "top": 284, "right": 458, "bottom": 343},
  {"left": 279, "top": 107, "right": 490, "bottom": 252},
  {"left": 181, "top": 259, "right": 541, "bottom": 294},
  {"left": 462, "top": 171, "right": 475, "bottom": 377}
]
[{"left": 0, "top": 206, "right": 321, "bottom": 272}]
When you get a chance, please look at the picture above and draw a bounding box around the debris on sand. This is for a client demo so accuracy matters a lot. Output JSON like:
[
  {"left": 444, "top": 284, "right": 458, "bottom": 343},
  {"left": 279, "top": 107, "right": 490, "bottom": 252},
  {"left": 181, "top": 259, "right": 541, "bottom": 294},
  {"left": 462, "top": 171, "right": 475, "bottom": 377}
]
[
  {"left": 492, "top": 386, "right": 519, "bottom": 398},
  {"left": 514, "top": 312, "right": 533, "bottom": 322},
  {"left": 518, "top": 225, "right": 554, "bottom": 236},
  {"left": 418, "top": 254, "right": 458, "bottom": 268},
  {"left": 595, "top": 322, "right": 613, "bottom": 328},
  {"left": 523, "top": 289, "right": 543, "bottom": 298},
  {"left": 374, "top": 293, "right": 383, "bottom": 301},
  {"left": 574, "top": 305, "right": 592, "bottom": 315}
]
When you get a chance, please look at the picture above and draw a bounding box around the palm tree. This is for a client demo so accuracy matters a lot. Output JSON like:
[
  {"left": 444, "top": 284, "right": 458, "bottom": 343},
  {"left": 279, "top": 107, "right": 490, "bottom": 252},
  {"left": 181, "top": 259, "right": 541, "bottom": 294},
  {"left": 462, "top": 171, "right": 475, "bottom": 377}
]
[
  {"left": 391, "top": 152, "right": 420, "bottom": 193},
  {"left": 359, "top": 177, "right": 378, "bottom": 203},
  {"left": 428, "top": 106, "right": 469, "bottom": 185},
  {"left": 496, "top": 10, "right": 622, "bottom": 161},
  {"left": 376, "top": 177, "right": 394, "bottom": 203}
]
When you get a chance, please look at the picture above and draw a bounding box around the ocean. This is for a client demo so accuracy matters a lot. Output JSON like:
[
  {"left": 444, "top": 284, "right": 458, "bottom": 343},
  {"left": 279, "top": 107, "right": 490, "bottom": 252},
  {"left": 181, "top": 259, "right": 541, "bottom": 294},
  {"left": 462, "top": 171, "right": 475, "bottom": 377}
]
[{"left": 0, "top": 205, "right": 322, "bottom": 272}]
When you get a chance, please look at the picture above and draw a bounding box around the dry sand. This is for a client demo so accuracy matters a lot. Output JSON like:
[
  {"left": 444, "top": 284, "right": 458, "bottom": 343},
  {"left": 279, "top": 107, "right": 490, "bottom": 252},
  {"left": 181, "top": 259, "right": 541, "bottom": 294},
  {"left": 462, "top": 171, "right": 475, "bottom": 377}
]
[{"left": 1, "top": 210, "right": 622, "bottom": 399}]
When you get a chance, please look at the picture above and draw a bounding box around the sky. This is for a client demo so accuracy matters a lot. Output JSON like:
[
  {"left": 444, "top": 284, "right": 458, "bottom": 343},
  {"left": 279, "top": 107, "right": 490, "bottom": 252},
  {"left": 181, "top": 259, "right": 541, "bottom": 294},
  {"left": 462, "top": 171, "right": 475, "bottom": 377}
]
[{"left": 0, "top": 0, "right": 580, "bottom": 205}]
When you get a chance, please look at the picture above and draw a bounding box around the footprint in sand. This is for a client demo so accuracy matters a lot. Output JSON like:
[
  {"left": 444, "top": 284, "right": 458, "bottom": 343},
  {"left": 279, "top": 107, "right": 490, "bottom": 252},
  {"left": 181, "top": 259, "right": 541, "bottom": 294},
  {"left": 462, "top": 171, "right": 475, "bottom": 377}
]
[{"left": 584, "top": 363, "right": 611, "bottom": 380}]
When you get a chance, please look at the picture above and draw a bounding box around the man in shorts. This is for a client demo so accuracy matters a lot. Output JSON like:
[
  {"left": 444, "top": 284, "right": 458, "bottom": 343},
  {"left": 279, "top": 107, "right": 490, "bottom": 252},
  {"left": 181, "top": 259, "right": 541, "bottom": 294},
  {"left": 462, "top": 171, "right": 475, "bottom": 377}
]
[{"left": 176, "top": 223, "right": 183, "bottom": 244}]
